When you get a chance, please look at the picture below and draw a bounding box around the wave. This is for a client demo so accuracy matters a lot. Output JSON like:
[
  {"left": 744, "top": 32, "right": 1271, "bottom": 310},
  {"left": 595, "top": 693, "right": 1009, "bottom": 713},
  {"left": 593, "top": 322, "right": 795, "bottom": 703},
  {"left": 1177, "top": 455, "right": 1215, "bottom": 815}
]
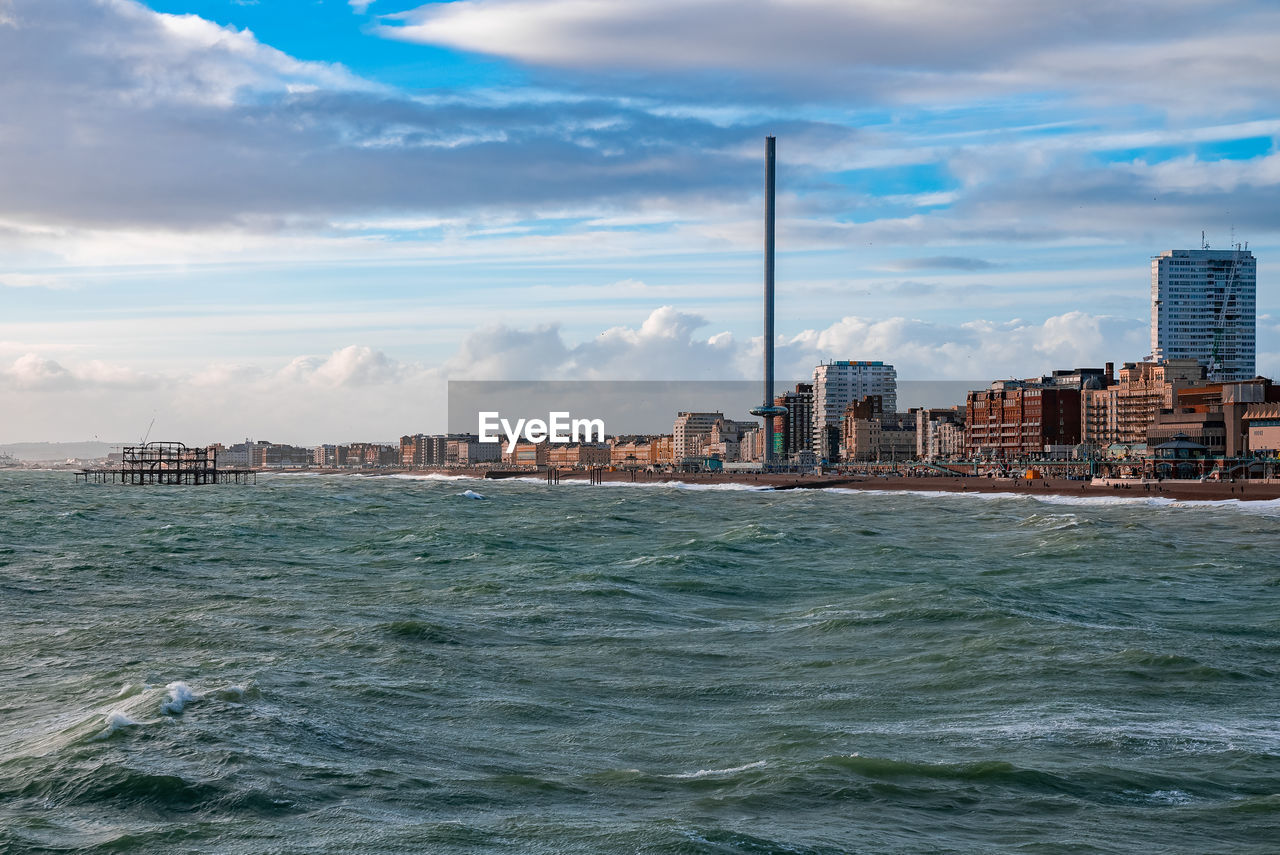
[
  {"left": 159, "top": 681, "right": 198, "bottom": 715},
  {"left": 389, "top": 472, "right": 475, "bottom": 482},
  {"left": 662, "top": 760, "right": 768, "bottom": 779},
  {"left": 822, "top": 486, "right": 1280, "bottom": 514},
  {"left": 93, "top": 710, "right": 141, "bottom": 741}
]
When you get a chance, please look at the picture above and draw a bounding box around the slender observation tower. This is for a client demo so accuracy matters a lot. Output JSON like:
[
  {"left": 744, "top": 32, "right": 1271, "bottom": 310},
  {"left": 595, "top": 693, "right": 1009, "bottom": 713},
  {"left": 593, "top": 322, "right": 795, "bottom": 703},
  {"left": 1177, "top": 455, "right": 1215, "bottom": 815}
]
[{"left": 750, "top": 136, "right": 788, "bottom": 466}]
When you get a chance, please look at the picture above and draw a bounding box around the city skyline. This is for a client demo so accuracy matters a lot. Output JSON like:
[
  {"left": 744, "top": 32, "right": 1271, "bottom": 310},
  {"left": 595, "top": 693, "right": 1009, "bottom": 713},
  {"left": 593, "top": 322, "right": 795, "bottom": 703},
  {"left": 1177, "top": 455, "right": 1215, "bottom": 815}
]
[{"left": 1, "top": 0, "right": 1277, "bottom": 443}]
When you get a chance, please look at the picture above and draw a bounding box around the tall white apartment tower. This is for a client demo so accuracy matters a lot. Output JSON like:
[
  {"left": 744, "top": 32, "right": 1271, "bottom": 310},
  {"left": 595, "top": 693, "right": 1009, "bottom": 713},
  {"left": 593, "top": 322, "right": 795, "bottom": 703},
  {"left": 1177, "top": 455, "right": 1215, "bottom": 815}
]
[
  {"left": 1150, "top": 247, "right": 1256, "bottom": 381},
  {"left": 811, "top": 360, "right": 897, "bottom": 460}
]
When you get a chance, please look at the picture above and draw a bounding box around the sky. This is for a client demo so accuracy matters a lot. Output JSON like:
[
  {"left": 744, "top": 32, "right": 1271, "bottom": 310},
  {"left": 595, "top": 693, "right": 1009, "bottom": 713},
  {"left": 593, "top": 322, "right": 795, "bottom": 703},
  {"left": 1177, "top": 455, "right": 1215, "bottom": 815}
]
[{"left": 1, "top": 0, "right": 1278, "bottom": 444}]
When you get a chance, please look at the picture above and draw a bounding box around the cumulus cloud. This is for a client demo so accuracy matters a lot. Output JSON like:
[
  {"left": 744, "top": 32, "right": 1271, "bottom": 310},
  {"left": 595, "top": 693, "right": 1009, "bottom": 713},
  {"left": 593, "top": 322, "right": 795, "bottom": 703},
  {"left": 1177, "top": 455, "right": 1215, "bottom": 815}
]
[
  {"left": 281, "top": 345, "right": 403, "bottom": 387},
  {"left": 443, "top": 306, "right": 740, "bottom": 380},
  {"left": 4, "top": 354, "right": 76, "bottom": 390},
  {"left": 0, "top": 353, "right": 154, "bottom": 391},
  {"left": 442, "top": 305, "right": 1147, "bottom": 385}
]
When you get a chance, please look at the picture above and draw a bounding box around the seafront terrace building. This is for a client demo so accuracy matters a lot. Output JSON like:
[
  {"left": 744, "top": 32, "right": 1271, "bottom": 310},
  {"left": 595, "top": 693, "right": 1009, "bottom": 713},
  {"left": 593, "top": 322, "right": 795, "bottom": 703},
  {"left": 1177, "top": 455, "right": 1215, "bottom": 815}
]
[
  {"left": 1115, "top": 359, "right": 1205, "bottom": 447},
  {"left": 610, "top": 437, "right": 652, "bottom": 467},
  {"left": 341, "top": 442, "right": 398, "bottom": 468},
  {"left": 839, "top": 396, "right": 883, "bottom": 463},
  {"left": 738, "top": 427, "right": 766, "bottom": 463},
  {"left": 964, "top": 380, "right": 1081, "bottom": 459},
  {"left": 503, "top": 441, "right": 549, "bottom": 468},
  {"left": 673, "top": 412, "right": 724, "bottom": 461},
  {"left": 400, "top": 434, "right": 448, "bottom": 468},
  {"left": 447, "top": 436, "right": 501, "bottom": 466},
  {"left": 916, "top": 407, "right": 965, "bottom": 461},
  {"left": 879, "top": 412, "right": 918, "bottom": 461},
  {"left": 547, "top": 443, "right": 610, "bottom": 467},
  {"left": 612, "top": 435, "right": 675, "bottom": 466},
  {"left": 258, "top": 443, "right": 314, "bottom": 468}
]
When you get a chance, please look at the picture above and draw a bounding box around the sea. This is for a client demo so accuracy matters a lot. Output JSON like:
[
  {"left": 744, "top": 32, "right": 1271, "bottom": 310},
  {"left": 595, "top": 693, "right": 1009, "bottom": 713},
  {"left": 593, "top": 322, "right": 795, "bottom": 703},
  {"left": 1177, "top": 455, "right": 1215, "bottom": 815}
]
[{"left": 1, "top": 470, "right": 1278, "bottom": 854}]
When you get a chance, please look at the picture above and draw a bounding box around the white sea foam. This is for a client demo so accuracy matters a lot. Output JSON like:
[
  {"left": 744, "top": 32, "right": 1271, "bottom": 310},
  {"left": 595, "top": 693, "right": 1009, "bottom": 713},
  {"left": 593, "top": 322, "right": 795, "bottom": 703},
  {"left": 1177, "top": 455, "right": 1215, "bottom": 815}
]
[
  {"left": 160, "top": 681, "right": 199, "bottom": 715},
  {"left": 460, "top": 489, "right": 487, "bottom": 500},
  {"left": 211, "top": 684, "right": 250, "bottom": 702},
  {"left": 822, "top": 486, "right": 1280, "bottom": 515},
  {"left": 390, "top": 473, "right": 475, "bottom": 482},
  {"left": 93, "top": 709, "right": 141, "bottom": 740},
  {"left": 663, "top": 760, "right": 767, "bottom": 779}
]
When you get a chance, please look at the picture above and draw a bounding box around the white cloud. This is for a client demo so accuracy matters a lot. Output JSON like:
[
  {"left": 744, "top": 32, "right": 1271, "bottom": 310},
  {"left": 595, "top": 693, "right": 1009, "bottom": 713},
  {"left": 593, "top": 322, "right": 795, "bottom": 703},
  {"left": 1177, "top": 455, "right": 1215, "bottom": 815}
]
[
  {"left": 349, "top": 0, "right": 376, "bottom": 12},
  {"left": 95, "top": 0, "right": 373, "bottom": 107},
  {"left": 280, "top": 345, "right": 403, "bottom": 387},
  {"left": 0, "top": 306, "right": 1235, "bottom": 444},
  {"left": 0, "top": 352, "right": 151, "bottom": 390},
  {"left": 381, "top": 0, "right": 1280, "bottom": 111},
  {"left": 5, "top": 353, "right": 76, "bottom": 390},
  {"left": 443, "top": 305, "right": 1148, "bottom": 384}
]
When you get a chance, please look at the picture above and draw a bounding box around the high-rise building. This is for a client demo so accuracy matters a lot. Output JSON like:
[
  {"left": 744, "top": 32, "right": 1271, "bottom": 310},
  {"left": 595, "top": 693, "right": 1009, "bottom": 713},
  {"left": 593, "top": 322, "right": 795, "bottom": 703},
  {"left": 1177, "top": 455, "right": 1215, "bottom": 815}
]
[
  {"left": 773, "top": 383, "right": 813, "bottom": 459},
  {"left": 811, "top": 361, "right": 897, "bottom": 460},
  {"left": 1150, "top": 247, "right": 1256, "bottom": 381}
]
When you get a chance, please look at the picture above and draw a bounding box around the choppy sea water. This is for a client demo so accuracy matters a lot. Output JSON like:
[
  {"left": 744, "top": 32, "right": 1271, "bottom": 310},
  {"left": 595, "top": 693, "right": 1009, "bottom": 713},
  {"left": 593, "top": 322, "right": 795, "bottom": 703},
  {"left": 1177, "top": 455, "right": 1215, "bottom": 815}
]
[{"left": 2, "top": 470, "right": 1278, "bottom": 854}]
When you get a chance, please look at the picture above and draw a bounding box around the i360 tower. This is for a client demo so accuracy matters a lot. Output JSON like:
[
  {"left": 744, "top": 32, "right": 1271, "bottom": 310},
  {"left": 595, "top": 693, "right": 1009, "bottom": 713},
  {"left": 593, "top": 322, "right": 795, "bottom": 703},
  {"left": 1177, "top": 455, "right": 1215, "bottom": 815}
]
[
  {"left": 1150, "top": 245, "right": 1256, "bottom": 382},
  {"left": 750, "top": 136, "right": 788, "bottom": 465}
]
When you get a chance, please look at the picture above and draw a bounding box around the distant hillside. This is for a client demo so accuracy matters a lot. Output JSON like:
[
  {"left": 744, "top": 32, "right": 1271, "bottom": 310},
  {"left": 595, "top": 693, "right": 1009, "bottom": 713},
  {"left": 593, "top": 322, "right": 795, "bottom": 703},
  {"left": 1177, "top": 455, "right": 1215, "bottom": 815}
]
[{"left": 0, "top": 442, "right": 120, "bottom": 461}]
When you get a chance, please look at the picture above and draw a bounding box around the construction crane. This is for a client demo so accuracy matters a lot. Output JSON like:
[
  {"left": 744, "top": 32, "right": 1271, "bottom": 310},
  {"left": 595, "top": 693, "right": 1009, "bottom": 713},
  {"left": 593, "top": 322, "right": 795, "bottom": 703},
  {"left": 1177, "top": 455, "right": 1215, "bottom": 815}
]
[{"left": 1208, "top": 239, "right": 1244, "bottom": 382}]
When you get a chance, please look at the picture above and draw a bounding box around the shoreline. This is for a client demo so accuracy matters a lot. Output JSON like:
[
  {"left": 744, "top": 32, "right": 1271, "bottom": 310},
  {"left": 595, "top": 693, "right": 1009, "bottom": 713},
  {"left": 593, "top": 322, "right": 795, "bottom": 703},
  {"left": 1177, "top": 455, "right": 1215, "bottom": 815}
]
[{"left": 290, "top": 467, "right": 1280, "bottom": 503}]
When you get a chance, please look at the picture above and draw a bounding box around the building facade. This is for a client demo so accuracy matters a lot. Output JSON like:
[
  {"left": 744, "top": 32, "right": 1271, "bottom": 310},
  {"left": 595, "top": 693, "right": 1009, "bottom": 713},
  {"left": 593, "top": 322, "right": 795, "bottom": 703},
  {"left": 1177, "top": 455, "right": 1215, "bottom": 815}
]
[
  {"left": 1243, "top": 403, "right": 1280, "bottom": 456},
  {"left": 400, "top": 434, "right": 449, "bottom": 468},
  {"left": 812, "top": 361, "right": 897, "bottom": 461},
  {"left": 1151, "top": 247, "right": 1257, "bottom": 381},
  {"left": 773, "top": 383, "right": 814, "bottom": 460},
  {"left": 673, "top": 412, "right": 724, "bottom": 461},
  {"left": 447, "top": 437, "right": 501, "bottom": 465},
  {"left": 965, "top": 382, "right": 1081, "bottom": 458},
  {"left": 547, "top": 443, "right": 610, "bottom": 467},
  {"left": 1111, "top": 359, "right": 1205, "bottom": 447},
  {"left": 839, "top": 396, "right": 883, "bottom": 463},
  {"left": 916, "top": 407, "right": 965, "bottom": 461}
]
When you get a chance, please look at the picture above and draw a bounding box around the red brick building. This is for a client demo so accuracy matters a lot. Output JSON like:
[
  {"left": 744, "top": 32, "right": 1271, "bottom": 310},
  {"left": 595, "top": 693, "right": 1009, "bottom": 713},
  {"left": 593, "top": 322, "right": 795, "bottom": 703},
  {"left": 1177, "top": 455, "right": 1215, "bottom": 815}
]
[{"left": 965, "top": 383, "right": 1081, "bottom": 458}]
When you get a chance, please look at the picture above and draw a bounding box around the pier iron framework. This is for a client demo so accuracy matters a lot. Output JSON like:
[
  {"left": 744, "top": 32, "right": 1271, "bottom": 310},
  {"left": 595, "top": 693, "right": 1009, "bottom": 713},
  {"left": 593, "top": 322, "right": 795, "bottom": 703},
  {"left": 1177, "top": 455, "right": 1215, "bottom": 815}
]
[{"left": 76, "top": 441, "right": 256, "bottom": 485}]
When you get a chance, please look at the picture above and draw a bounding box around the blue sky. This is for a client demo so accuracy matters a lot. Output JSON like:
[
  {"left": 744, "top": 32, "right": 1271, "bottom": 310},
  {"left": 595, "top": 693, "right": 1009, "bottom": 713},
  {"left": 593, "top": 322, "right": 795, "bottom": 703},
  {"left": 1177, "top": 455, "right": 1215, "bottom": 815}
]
[{"left": 1, "top": 0, "right": 1278, "bottom": 442}]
